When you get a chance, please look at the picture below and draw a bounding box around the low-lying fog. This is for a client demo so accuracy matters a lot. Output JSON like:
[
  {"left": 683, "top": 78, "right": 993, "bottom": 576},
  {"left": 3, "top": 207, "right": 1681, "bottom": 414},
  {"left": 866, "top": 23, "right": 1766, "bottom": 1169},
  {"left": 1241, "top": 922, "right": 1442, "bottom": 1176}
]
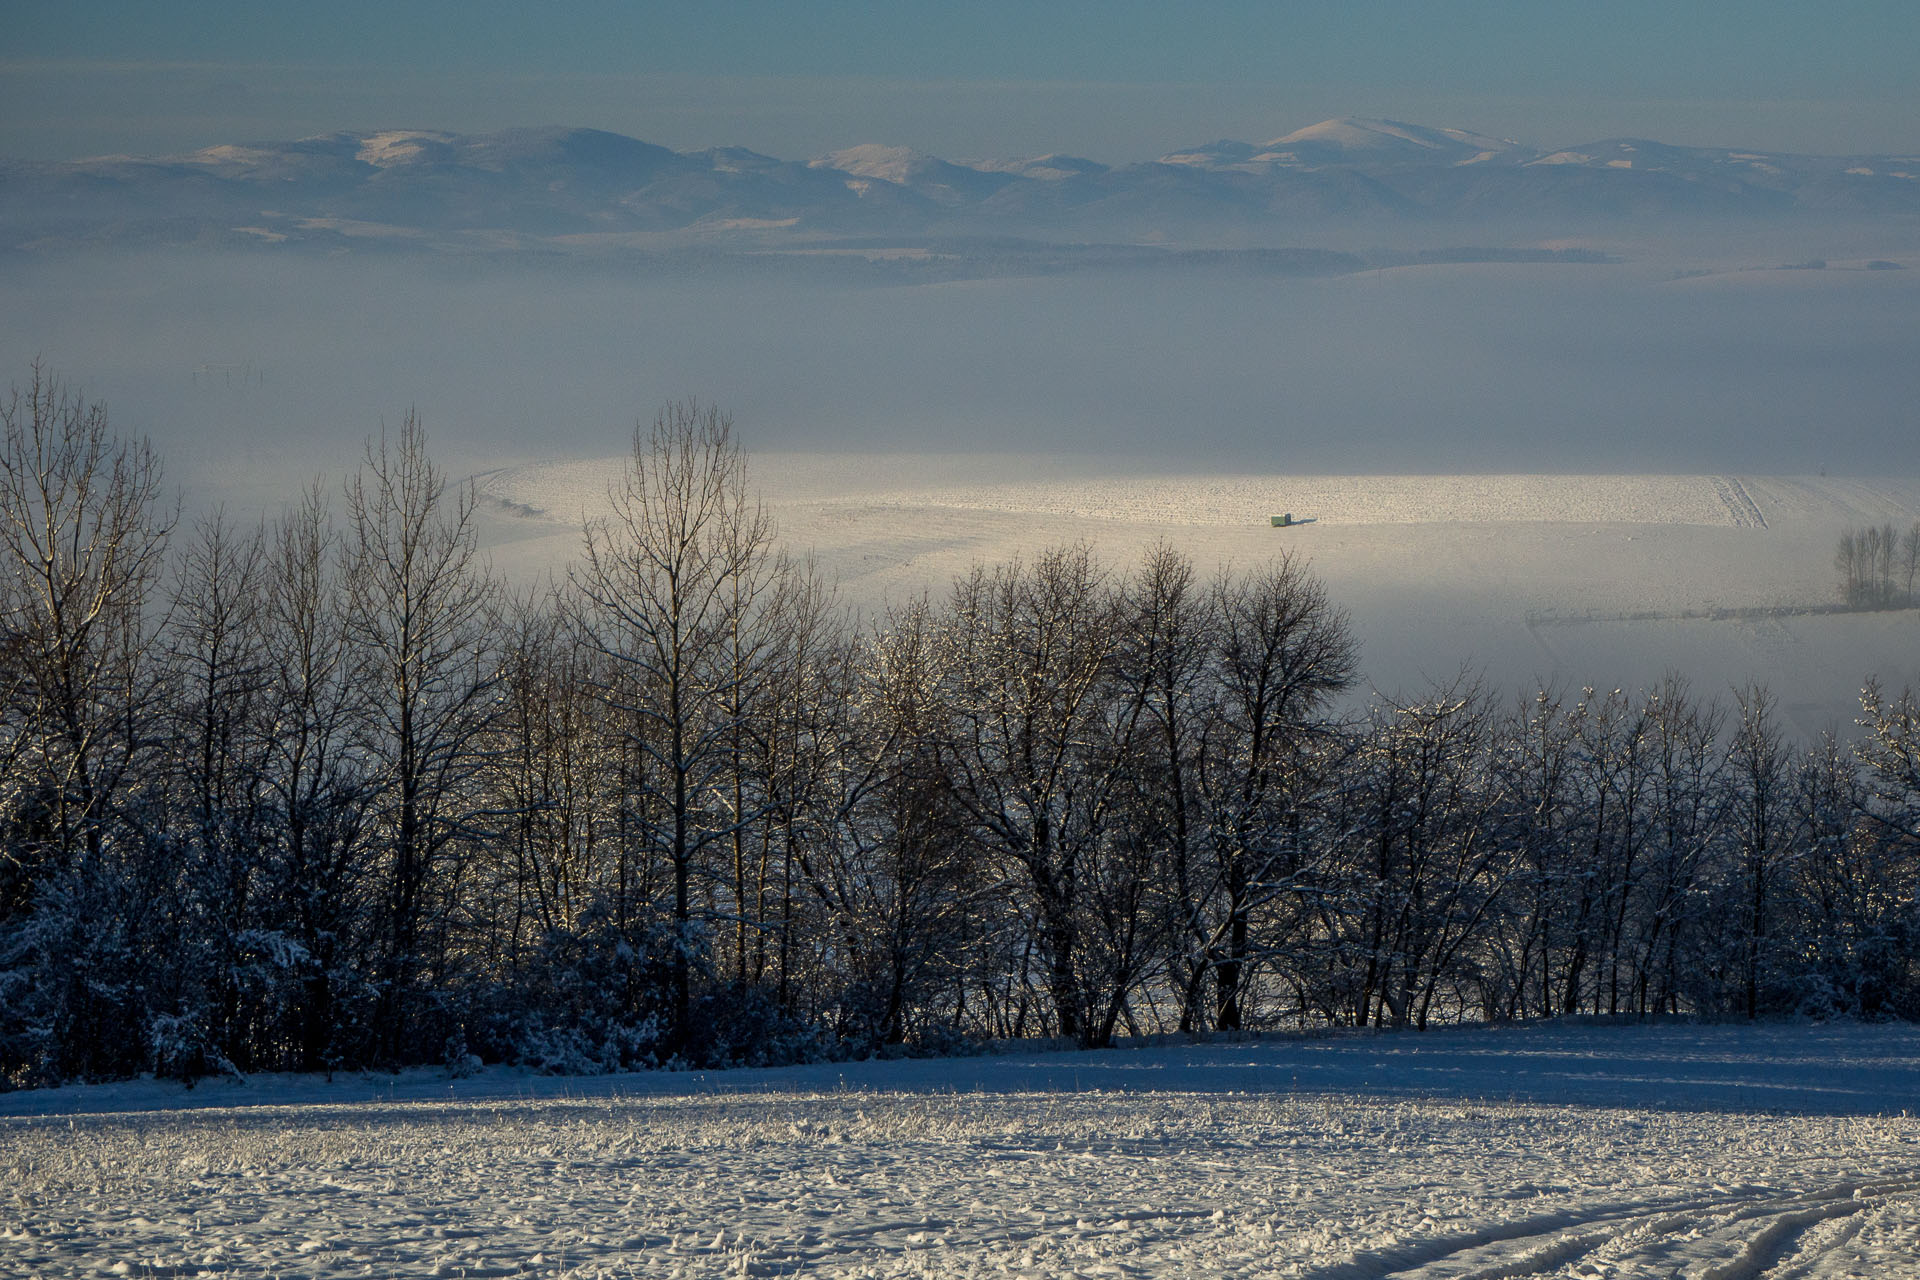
[
  {"left": 4, "top": 244, "right": 1917, "bottom": 730},
  {"left": 3, "top": 246, "right": 1916, "bottom": 486}
]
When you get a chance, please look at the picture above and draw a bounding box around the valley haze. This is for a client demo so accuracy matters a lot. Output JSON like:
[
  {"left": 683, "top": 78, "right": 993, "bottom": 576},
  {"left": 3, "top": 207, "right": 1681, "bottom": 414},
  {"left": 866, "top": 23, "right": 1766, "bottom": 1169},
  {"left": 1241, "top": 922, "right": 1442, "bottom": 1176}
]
[{"left": 4, "top": 116, "right": 1916, "bottom": 732}]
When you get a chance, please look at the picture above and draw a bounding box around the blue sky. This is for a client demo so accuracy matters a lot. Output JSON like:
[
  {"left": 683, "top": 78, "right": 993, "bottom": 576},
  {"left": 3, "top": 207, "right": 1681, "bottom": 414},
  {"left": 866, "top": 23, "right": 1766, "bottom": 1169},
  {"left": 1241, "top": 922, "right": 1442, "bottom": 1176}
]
[{"left": 6, "top": 1, "right": 1917, "bottom": 159}]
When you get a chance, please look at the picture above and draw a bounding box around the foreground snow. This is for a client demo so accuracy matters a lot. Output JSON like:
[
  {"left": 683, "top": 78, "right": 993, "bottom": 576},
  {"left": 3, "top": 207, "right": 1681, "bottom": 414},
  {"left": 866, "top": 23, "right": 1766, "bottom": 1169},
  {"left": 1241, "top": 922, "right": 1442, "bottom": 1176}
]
[{"left": 6, "top": 1024, "right": 1919, "bottom": 1278}]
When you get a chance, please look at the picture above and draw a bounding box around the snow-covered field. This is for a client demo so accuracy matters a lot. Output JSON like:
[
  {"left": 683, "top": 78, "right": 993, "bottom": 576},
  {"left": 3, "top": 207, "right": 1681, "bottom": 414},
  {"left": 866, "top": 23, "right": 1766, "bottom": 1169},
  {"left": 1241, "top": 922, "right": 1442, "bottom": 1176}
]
[
  {"left": 7, "top": 1024, "right": 1919, "bottom": 1278},
  {"left": 475, "top": 457, "right": 1920, "bottom": 736}
]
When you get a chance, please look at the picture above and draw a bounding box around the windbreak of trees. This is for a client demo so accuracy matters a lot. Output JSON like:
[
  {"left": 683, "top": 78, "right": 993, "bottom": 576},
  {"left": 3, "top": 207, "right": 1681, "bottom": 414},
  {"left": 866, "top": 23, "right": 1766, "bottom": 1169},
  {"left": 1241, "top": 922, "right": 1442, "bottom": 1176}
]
[
  {"left": 1835, "top": 522, "right": 1920, "bottom": 608},
  {"left": 5, "top": 368, "right": 1920, "bottom": 1089}
]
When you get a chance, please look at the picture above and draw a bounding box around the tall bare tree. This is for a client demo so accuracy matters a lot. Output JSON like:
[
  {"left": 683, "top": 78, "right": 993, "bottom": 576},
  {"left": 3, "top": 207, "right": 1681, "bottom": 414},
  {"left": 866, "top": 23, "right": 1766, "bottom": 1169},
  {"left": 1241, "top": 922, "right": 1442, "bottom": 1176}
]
[
  {"left": 1902, "top": 522, "right": 1920, "bottom": 604},
  {"left": 259, "top": 481, "right": 375, "bottom": 1071},
  {"left": 576, "top": 401, "right": 777, "bottom": 1055},
  {"left": 0, "top": 363, "right": 171, "bottom": 875},
  {"left": 1196, "top": 554, "right": 1357, "bottom": 1030},
  {"left": 0, "top": 363, "right": 172, "bottom": 1082},
  {"left": 1110, "top": 545, "right": 1213, "bottom": 1031},
  {"left": 344, "top": 412, "right": 498, "bottom": 1060},
  {"left": 1727, "top": 684, "right": 1789, "bottom": 1019},
  {"left": 941, "top": 545, "right": 1131, "bottom": 1045},
  {"left": 160, "top": 511, "right": 274, "bottom": 1069}
]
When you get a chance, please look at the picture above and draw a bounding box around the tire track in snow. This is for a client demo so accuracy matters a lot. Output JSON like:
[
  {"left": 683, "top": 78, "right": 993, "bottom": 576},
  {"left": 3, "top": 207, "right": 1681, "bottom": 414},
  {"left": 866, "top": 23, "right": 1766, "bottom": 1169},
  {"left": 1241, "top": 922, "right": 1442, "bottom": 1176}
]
[
  {"left": 1296, "top": 1193, "right": 1718, "bottom": 1280},
  {"left": 1713, "top": 475, "right": 1769, "bottom": 529},
  {"left": 1323, "top": 1176, "right": 1920, "bottom": 1280},
  {"left": 1678, "top": 1178, "right": 1920, "bottom": 1280},
  {"left": 1768, "top": 1212, "right": 1868, "bottom": 1280}
]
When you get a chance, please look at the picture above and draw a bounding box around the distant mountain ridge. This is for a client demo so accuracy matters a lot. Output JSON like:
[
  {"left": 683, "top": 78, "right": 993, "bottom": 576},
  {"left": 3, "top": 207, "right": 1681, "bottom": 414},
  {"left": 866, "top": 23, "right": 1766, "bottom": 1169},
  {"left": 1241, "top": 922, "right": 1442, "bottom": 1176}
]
[{"left": 5, "top": 116, "right": 1917, "bottom": 256}]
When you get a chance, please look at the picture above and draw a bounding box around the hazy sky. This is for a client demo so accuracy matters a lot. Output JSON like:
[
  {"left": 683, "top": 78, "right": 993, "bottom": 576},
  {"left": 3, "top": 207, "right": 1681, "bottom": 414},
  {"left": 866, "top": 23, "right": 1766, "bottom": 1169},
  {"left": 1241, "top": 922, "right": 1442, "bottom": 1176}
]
[
  {"left": 7, "top": 1, "right": 1919, "bottom": 161},
  {"left": 7, "top": 251, "right": 1915, "bottom": 483}
]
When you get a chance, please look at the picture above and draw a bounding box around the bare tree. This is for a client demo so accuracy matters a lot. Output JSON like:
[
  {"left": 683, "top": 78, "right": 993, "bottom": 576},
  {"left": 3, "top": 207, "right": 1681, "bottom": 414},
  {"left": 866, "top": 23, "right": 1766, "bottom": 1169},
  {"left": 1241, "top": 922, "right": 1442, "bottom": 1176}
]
[
  {"left": 576, "top": 401, "right": 777, "bottom": 1055},
  {"left": 1196, "top": 554, "right": 1358, "bottom": 1030},
  {"left": 1629, "top": 677, "right": 1726, "bottom": 1015},
  {"left": 739, "top": 560, "right": 847, "bottom": 999},
  {"left": 1484, "top": 685, "right": 1581, "bottom": 1020},
  {"left": 1110, "top": 545, "right": 1213, "bottom": 1031},
  {"left": 1836, "top": 524, "right": 1906, "bottom": 608},
  {"left": 494, "top": 587, "right": 621, "bottom": 944},
  {"left": 259, "top": 481, "right": 375, "bottom": 1071},
  {"left": 1789, "top": 729, "right": 1907, "bottom": 1017},
  {"left": 1322, "top": 681, "right": 1503, "bottom": 1029},
  {"left": 1573, "top": 687, "right": 1652, "bottom": 1017},
  {"left": 1857, "top": 680, "right": 1920, "bottom": 850},
  {"left": 1878, "top": 523, "right": 1898, "bottom": 604},
  {"left": 791, "top": 596, "right": 989, "bottom": 1049},
  {"left": 1834, "top": 529, "right": 1859, "bottom": 604},
  {"left": 343, "top": 411, "right": 499, "bottom": 1060},
  {"left": 1902, "top": 522, "right": 1920, "bottom": 605},
  {"left": 160, "top": 510, "right": 275, "bottom": 1070},
  {"left": 0, "top": 363, "right": 172, "bottom": 874},
  {"left": 1727, "top": 684, "right": 1789, "bottom": 1019},
  {"left": 0, "top": 363, "right": 173, "bottom": 1082},
  {"left": 941, "top": 545, "right": 1128, "bottom": 1045}
]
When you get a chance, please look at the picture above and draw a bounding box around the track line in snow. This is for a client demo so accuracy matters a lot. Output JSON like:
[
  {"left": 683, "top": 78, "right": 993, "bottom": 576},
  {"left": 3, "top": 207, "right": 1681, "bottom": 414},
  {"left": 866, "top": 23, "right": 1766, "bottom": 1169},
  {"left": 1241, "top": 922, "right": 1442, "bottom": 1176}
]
[
  {"left": 1768, "top": 1212, "right": 1868, "bottom": 1280},
  {"left": 1713, "top": 475, "right": 1769, "bottom": 529},
  {"left": 1343, "top": 1176, "right": 1920, "bottom": 1280}
]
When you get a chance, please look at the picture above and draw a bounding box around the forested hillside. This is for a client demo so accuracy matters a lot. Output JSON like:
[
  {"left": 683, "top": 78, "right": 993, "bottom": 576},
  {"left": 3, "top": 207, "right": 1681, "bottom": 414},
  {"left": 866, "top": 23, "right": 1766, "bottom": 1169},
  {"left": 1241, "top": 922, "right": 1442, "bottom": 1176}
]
[{"left": 4, "top": 366, "right": 1917, "bottom": 1088}]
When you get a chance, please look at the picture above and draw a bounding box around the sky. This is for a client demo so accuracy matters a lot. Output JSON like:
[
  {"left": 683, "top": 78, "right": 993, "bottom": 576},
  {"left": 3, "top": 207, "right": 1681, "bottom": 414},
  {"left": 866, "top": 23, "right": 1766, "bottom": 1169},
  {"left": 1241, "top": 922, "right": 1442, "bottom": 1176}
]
[{"left": 6, "top": 1, "right": 1919, "bottom": 161}]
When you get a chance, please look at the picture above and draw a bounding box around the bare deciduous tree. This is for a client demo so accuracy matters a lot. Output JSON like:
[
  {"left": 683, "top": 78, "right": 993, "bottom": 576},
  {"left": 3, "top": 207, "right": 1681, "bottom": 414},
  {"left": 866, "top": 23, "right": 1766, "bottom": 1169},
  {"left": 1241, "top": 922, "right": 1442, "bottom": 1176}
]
[
  {"left": 0, "top": 363, "right": 172, "bottom": 874},
  {"left": 576, "top": 401, "right": 777, "bottom": 1054},
  {"left": 1902, "top": 522, "right": 1920, "bottom": 603},
  {"left": 1110, "top": 545, "right": 1212, "bottom": 1031},
  {"left": 1728, "top": 684, "right": 1789, "bottom": 1020},
  {"left": 0, "top": 363, "right": 172, "bottom": 1082},
  {"left": 1197, "top": 553, "right": 1358, "bottom": 1030},
  {"left": 344, "top": 411, "right": 498, "bottom": 1060},
  {"left": 260, "top": 481, "right": 375, "bottom": 1072},
  {"left": 942, "top": 545, "right": 1127, "bottom": 1045}
]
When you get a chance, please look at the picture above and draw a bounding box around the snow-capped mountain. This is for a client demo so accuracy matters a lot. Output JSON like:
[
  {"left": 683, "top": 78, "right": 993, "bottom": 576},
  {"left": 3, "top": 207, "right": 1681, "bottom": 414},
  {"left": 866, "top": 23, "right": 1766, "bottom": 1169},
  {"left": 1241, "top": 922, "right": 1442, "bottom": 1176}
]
[
  {"left": 962, "top": 153, "right": 1110, "bottom": 182},
  {"left": 1165, "top": 117, "right": 1536, "bottom": 170},
  {"left": 808, "top": 144, "right": 1021, "bottom": 206},
  {"left": 5, "top": 118, "right": 1916, "bottom": 255},
  {"left": 1271, "top": 118, "right": 1527, "bottom": 162}
]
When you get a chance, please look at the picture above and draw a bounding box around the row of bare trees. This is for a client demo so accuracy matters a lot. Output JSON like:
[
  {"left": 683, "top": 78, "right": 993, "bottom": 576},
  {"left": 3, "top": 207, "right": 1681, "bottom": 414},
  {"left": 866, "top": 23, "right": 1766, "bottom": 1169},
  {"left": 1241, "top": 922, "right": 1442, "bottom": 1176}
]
[
  {"left": 1835, "top": 522, "right": 1920, "bottom": 608},
  {"left": 6, "top": 367, "right": 1920, "bottom": 1088}
]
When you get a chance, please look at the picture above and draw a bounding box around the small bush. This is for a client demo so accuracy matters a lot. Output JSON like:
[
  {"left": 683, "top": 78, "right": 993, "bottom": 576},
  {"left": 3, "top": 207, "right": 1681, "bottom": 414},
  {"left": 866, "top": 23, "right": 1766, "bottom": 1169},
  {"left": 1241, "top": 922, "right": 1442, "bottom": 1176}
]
[{"left": 148, "top": 1009, "right": 242, "bottom": 1087}]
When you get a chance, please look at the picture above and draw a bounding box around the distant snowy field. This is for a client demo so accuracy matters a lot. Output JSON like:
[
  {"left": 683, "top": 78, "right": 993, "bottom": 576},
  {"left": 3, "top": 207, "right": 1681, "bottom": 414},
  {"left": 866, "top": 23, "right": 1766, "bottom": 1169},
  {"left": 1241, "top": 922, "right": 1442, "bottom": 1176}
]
[
  {"left": 476, "top": 457, "right": 1920, "bottom": 737},
  {"left": 7, "top": 1024, "right": 1920, "bottom": 1278}
]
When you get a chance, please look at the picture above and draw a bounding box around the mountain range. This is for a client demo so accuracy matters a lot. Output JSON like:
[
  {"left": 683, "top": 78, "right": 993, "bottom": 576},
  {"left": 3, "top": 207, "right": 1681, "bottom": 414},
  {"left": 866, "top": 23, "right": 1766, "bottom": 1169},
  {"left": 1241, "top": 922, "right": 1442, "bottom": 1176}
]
[{"left": 5, "top": 117, "right": 1916, "bottom": 260}]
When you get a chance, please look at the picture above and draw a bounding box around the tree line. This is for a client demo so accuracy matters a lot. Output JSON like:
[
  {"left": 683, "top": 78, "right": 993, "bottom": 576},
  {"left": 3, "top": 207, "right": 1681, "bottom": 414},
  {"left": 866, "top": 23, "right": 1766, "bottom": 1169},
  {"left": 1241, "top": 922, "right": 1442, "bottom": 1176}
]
[
  {"left": 1835, "top": 521, "right": 1920, "bottom": 608},
  {"left": 5, "top": 366, "right": 1919, "bottom": 1088}
]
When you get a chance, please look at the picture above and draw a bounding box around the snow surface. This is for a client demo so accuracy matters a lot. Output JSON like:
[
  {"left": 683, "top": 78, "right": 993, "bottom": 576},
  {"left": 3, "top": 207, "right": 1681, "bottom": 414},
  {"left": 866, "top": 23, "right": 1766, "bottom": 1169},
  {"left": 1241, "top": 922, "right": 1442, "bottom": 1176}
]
[{"left": 6, "top": 1024, "right": 1919, "bottom": 1278}]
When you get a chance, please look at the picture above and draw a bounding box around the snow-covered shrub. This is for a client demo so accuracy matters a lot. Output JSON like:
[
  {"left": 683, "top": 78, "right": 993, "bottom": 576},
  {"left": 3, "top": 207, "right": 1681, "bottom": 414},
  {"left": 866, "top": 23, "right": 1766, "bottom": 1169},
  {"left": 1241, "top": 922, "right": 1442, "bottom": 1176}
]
[
  {"left": 899, "top": 1017, "right": 986, "bottom": 1059},
  {"left": 0, "top": 959, "right": 58, "bottom": 1091},
  {"left": 691, "top": 982, "right": 829, "bottom": 1068},
  {"left": 441, "top": 1031, "right": 484, "bottom": 1078},
  {"left": 474, "top": 911, "right": 676, "bottom": 1073},
  {"left": 0, "top": 858, "right": 157, "bottom": 1087},
  {"left": 513, "top": 1024, "right": 603, "bottom": 1076},
  {"left": 148, "top": 1008, "right": 242, "bottom": 1085}
]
